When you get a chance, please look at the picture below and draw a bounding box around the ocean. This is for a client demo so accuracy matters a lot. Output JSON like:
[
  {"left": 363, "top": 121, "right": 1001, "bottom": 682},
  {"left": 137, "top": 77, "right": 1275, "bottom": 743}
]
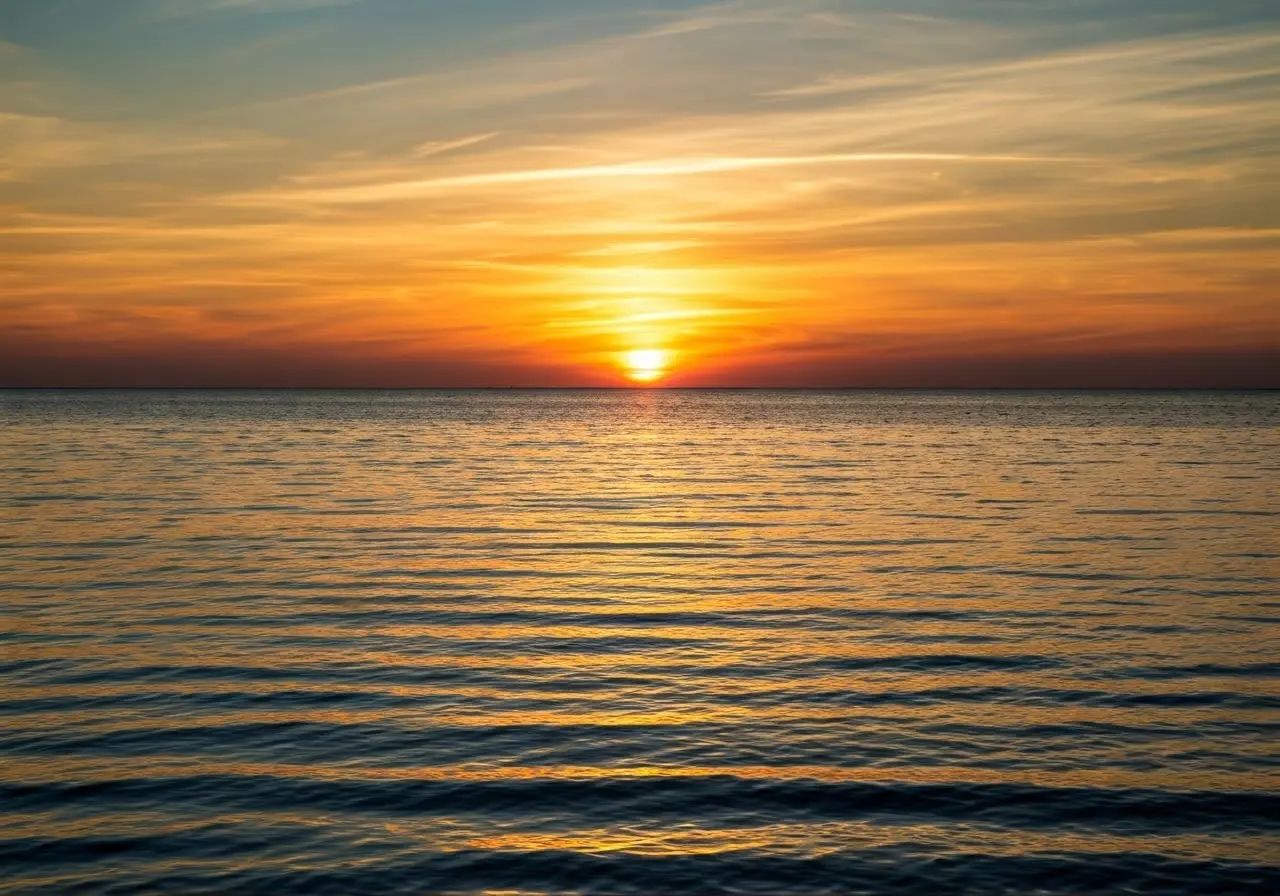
[{"left": 1, "top": 389, "right": 1277, "bottom": 894}]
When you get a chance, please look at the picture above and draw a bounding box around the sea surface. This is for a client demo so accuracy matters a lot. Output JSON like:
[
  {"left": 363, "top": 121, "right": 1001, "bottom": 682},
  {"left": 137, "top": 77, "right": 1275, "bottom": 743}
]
[{"left": 1, "top": 389, "right": 1277, "bottom": 894}]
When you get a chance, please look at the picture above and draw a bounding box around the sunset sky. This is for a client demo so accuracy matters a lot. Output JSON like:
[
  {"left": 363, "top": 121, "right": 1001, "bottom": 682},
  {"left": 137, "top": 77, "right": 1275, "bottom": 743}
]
[{"left": 1, "top": 0, "right": 1277, "bottom": 387}]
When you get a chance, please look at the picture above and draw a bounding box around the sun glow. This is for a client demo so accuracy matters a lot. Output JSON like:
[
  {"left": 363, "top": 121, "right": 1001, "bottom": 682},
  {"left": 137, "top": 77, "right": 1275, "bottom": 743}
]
[{"left": 622, "top": 348, "right": 671, "bottom": 383}]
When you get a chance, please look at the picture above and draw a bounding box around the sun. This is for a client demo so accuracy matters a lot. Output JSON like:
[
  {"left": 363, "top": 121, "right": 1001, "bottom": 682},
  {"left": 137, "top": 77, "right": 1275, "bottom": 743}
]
[{"left": 621, "top": 348, "right": 672, "bottom": 383}]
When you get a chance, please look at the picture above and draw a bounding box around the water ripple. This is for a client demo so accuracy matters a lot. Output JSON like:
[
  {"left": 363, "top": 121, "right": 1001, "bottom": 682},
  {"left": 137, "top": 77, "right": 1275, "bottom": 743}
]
[{"left": 1, "top": 389, "right": 1277, "bottom": 894}]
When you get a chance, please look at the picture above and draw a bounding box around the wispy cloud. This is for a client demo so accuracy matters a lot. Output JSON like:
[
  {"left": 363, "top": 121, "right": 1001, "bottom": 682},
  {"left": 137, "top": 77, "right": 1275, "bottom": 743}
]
[
  {"left": 766, "top": 28, "right": 1280, "bottom": 98},
  {"left": 250, "top": 152, "right": 1079, "bottom": 204},
  {"left": 412, "top": 132, "right": 501, "bottom": 158}
]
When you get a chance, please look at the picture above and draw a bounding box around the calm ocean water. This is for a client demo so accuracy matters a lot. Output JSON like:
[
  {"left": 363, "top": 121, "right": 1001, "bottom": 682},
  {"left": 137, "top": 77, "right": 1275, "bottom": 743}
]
[{"left": 1, "top": 389, "right": 1277, "bottom": 894}]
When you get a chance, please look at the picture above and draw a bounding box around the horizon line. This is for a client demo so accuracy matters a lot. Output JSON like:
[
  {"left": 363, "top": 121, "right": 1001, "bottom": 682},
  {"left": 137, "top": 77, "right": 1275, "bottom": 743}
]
[{"left": 3, "top": 386, "right": 1276, "bottom": 393}]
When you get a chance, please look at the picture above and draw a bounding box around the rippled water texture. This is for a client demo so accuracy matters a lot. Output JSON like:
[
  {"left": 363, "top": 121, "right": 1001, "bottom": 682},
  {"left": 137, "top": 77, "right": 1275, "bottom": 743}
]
[{"left": 2, "top": 390, "right": 1278, "bottom": 894}]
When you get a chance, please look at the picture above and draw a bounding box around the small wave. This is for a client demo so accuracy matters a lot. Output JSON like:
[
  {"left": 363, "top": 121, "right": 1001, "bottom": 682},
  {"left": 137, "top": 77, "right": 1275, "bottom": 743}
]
[{"left": 4, "top": 775, "right": 1277, "bottom": 836}]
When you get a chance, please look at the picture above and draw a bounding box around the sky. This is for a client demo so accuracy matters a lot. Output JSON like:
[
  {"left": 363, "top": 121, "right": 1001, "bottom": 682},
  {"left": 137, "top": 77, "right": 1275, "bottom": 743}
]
[{"left": 1, "top": 0, "right": 1277, "bottom": 387}]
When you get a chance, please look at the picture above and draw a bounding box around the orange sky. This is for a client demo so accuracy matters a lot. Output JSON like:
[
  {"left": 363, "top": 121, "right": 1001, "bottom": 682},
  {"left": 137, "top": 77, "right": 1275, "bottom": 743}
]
[{"left": 1, "top": 0, "right": 1277, "bottom": 386}]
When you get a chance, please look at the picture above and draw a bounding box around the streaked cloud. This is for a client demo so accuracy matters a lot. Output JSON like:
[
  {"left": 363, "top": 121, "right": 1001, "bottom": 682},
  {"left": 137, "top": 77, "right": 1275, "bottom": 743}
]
[{"left": 248, "top": 152, "right": 1078, "bottom": 205}]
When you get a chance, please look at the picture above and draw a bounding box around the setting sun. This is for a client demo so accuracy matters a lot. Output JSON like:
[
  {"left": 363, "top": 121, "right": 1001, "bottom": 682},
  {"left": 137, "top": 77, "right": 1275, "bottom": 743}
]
[{"left": 622, "top": 349, "right": 671, "bottom": 383}]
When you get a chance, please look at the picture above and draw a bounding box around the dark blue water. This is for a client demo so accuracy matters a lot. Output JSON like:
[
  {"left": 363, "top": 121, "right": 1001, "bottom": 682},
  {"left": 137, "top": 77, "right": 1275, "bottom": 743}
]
[{"left": 2, "top": 390, "right": 1277, "bottom": 893}]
